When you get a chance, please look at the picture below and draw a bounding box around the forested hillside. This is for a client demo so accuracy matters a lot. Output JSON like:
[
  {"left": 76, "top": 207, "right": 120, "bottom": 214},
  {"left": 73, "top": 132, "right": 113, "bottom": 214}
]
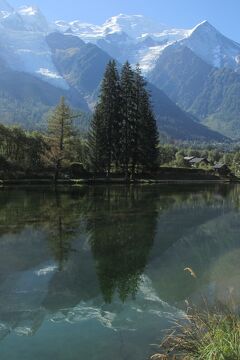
[{"left": 149, "top": 45, "right": 240, "bottom": 139}]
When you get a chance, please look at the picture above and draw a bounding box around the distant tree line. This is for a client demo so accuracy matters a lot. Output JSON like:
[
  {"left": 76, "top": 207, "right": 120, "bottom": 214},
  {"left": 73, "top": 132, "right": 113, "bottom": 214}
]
[
  {"left": 0, "top": 124, "right": 46, "bottom": 170},
  {"left": 158, "top": 143, "right": 240, "bottom": 175},
  {"left": 1, "top": 106, "right": 240, "bottom": 179}
]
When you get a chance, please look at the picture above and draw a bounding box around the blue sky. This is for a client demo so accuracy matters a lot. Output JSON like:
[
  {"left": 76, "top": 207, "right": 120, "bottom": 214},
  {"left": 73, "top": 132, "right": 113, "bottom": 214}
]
[{"left": 11, "top": 0, "right": 240, "bottom": 42}]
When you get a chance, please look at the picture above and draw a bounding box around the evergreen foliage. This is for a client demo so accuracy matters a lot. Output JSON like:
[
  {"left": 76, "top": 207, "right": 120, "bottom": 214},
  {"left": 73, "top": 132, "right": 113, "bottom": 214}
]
[
  {"left": 135, "top": 66, "right": 159, "bottom": 170},
  {"left": 88, "top": 61, "right": 159, "bottom": 176},
  {"left": 87, "top": 61, "right": 122, "bottom": 173},
  {"left": 87, "top": 104, "right": 107, "bottom": 172},
  {"left": 120, "top": 61, "right": 137, "bottom": 176}
]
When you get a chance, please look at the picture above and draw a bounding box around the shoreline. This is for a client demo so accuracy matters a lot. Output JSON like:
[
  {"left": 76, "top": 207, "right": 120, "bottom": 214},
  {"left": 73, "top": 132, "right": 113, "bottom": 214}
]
[{"left": 0, "top": 178, "right": 234, "bottom": 187}]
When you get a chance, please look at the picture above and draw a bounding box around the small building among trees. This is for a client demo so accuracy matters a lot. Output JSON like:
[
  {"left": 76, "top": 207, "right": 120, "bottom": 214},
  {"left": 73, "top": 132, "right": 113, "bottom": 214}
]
[
  {"left": 213, "top": 163, "right": 231, "bottom": 176},
  {"left": 184, "top": 156, "right": 210, "bottom": 167}
]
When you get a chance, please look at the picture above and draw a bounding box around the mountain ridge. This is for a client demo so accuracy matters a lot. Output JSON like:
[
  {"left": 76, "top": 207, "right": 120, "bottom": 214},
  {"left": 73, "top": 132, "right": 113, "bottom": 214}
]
[
  {"left": 55, "top": 13, "right": 240, "bottom": 74},
  {"left": 148, "top": 44, "right": 240, "bottom": 139},
  {"left": 46, "top": 31, "right": 226, "bottom": 141},
  {"left": 0, "top": 0, "right": 236, "bottom": 140}
]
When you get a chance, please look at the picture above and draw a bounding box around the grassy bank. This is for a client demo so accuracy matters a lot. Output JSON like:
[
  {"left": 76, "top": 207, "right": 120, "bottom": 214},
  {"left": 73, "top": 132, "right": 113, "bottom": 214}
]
[
  {"left": 152, "top": 304, "right": 240, "bottom": 360},
  {"left": 0, "top": 166, "right": 235, "bottom": 186}
]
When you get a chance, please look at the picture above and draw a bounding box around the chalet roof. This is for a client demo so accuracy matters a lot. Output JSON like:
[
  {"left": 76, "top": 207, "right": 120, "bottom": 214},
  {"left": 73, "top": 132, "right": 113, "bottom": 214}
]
[
  {"left": 189, "top": 157, "right": 208, "bottom": 164},
  {"left": 213, "top": 163, "right": 228, "bottom": 169},
  {"left": 184, "top": 156, "right": 195, "bottom": 161}
]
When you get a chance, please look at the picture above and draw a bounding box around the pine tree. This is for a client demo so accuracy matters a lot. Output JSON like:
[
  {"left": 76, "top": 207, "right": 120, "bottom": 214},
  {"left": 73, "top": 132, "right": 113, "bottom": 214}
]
[
  {"left": 47, "top": 96, "right": 73, "bottom": 182},
  {"left": 105, "top": 60, "right": 122, "bottom": 172},
  {"left": 87, "top": 104, "right": 107, "bottom": 172},
  {"left": 120, "top": 64, "right": 159, "bottom": 175},
  {"left": 120, "top": 62, "right": 136, "bottom": 178},
  {"left": 140, "top": 96, "right": 159, "bottom": 170},
  {"left": 88, "top": 61, "right": 159, "bottom": 176},
  {"left": 138, "top": 83, "right": 159, "bottom": 170},
  {"left": 90, "top": 60, "right": 120, "bottom": 175},
  {"left": 131, "top": 65, "right": 145, "bottom": 174}
]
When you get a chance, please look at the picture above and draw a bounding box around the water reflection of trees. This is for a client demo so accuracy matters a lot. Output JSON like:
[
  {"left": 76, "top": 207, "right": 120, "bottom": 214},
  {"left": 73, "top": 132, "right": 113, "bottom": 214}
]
[
  {"left": 46, "top": 190, "right": 79, "bottom": 271},
  {"left": 86, "top": 187, "right": 159, "bottom": 303},
  {"left": 0, "top": 186, "right": 159, "bottom": 303},
  {"left": 0, "top": 184, "right": 238, "bottom": 306},
  {"left": 2, "top": 184, "right": 240, "bottom": 342}
]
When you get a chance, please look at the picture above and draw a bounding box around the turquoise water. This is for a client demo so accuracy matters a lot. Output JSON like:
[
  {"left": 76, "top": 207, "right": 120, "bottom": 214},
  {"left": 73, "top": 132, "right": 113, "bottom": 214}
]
[{"left": 0, "top": 185, "right": 240, "bottom": 359}]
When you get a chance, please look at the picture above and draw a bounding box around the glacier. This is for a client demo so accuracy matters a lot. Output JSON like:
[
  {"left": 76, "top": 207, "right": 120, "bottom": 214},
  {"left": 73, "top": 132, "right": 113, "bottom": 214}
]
[
  {"left": 0, "top": 0, "right": 69, "bottom": 89},
  {"left": 0, "top": 0, "right": 240, "bottom": 89},
  {"left": 54, "top": 14, "right": 191, "bottom": 73},
  {"left": 54, "top": 14, "right": 240, "bottom": 75}
]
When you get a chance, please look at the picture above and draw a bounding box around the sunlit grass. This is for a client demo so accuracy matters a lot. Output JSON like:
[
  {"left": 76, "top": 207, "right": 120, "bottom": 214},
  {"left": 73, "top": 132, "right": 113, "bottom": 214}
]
[
  {"left": 152, "top": 269, "right": 240, "bottom": 360},
  {"left": 152, "top": 307, "right": 240, "bottom": 359}
]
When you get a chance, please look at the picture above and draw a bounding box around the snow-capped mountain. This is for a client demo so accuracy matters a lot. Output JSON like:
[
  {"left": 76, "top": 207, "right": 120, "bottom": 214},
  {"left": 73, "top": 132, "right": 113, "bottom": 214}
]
[
  {"left": 0, "top": 0, "right": 239, "bottom": 138},
  {"left": 17, "top": 5, "right": 50, "bottom": 32},
  {"left": 55, "top": 14, "right": 167, "bottom": 42},
  {"left": 0, "top": 0, "right": 25, "bottom": 31},
  {"left": 55, "top": 14, "right": 240, "bottom": 75},
  {"left": 54, "top": 14, "right": 191, "bottom": 71},
  {"left": 0, "top": 0, "right": 239, "bottom": 87},
  {"left": 179, "top": 20, "right": 240, "bottom": 70},
  {"left": 0, "top": 0, "right": 49, "bottom": 32},
  {"left": 0, "top": 0, "right": 68, "bottom": 88},
  {"left": 0, "top": 28, "right": 68, "bottom": 87}
]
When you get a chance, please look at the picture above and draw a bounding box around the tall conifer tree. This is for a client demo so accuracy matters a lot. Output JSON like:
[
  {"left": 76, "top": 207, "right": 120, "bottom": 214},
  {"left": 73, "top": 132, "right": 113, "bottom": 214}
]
[
  {"left": 87, "top": 104, "right": 107, "bottom": 172},
  {"left": 120, "top": 61, "right": 136, "bottom": 178},
  {"left": 135, "top": 66, "right": 159, "bottom": 170},
  {"left": 91, "top": 60, "right": 121, "bottom": 174},
  {"left": 131, "top": 65, "right": 145, "bottom": 174},
  {"left": 139, "top": 91, "right": 159, "bottom": 169},
  {"left": 88, "top": 61, "right": 159, "bottom": 175}
]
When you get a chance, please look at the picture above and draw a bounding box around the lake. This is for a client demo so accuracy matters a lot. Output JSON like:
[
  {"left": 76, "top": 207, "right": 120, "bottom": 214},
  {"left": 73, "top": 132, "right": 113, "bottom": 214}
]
[{"left": 0, "top": 184, "right": 240, "bottom": 360}]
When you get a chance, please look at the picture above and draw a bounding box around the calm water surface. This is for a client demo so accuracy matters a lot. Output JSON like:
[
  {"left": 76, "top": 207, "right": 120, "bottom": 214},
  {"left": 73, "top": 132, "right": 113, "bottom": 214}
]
[{"left": 0, "top": 184, "right": 240, "bottom": 360}]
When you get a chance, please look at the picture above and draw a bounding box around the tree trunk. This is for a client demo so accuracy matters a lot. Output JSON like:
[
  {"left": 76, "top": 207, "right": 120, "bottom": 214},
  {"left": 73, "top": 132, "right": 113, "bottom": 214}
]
[{"left": 54, "top": 159, "right": 61, "bottom": 184}]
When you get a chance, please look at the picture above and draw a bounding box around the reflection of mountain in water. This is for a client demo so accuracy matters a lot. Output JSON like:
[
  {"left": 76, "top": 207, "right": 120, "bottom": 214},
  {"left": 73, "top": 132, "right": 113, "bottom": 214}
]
[
  {"left": 0, "top": 184, "right": 239, "bottom": 350},
  {"left": 149, "top": 210, "right": 240, "bottom": 305}
]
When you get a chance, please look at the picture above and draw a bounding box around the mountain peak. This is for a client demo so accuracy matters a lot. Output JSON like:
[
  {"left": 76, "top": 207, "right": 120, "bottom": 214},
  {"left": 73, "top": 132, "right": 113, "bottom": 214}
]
[
  {"left": 18, "top": 5, "right": 40, "bottom": 16},
  {"left": 17, "top": 4, "right": 49, "bottom": 32},
  {"left": 190, "top": 20, "right": 217, "bottom": 35},
  {"left": 102, "top": 14, "right": 167, "bottom": 38},
  {"left": 196, "top": 20, "right": 210, "bottom": 26},
  {"left": 181, "top": 19, "right": 240, "bottom": 69},
  {"left": 105, "top": 13, "right": 144, "bottom": 21},
  {"left": 111, "top": 13, "right": 143, "bottom": 19}
]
